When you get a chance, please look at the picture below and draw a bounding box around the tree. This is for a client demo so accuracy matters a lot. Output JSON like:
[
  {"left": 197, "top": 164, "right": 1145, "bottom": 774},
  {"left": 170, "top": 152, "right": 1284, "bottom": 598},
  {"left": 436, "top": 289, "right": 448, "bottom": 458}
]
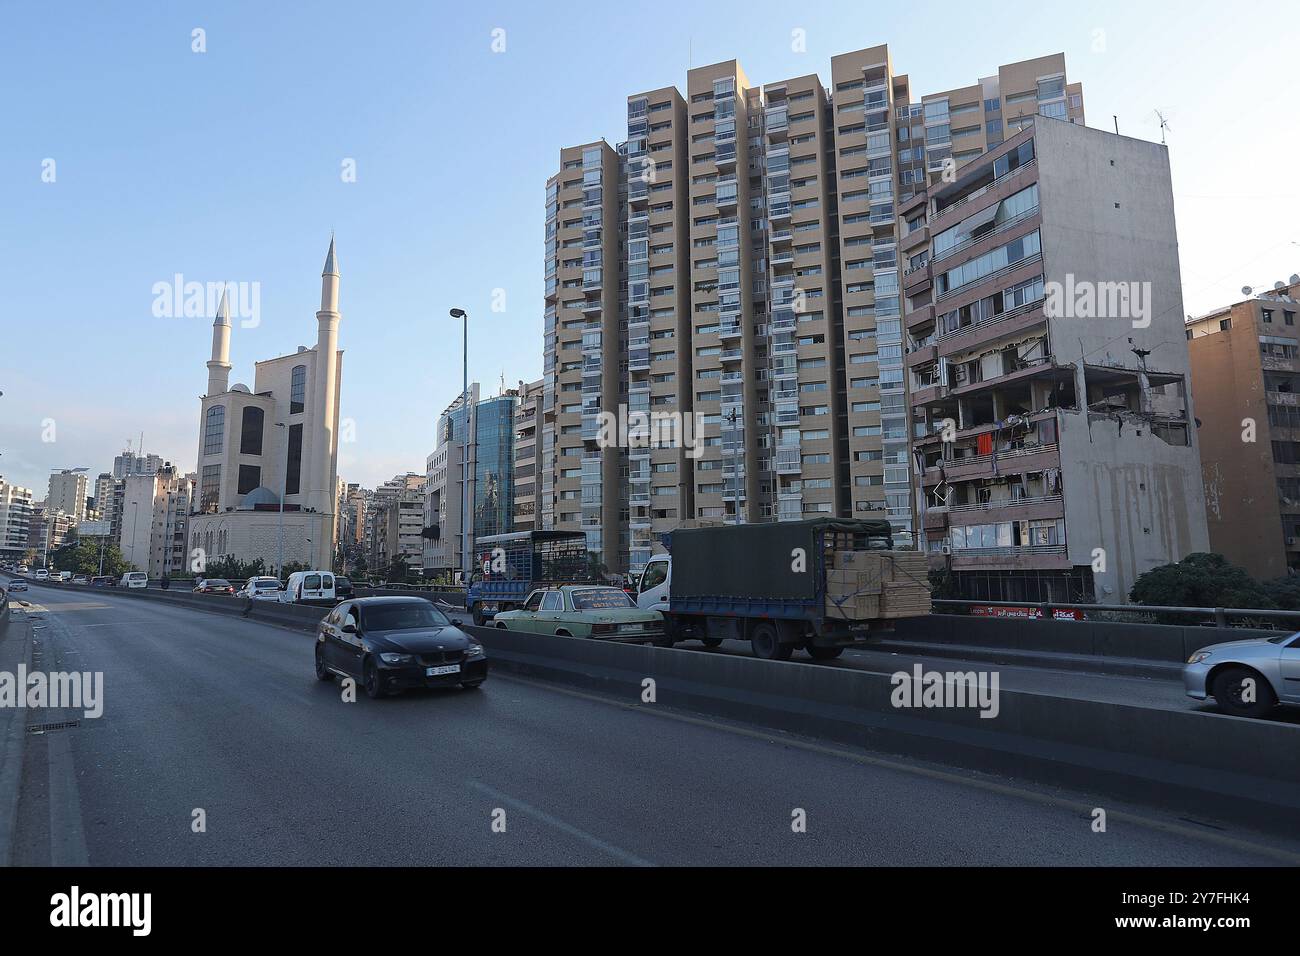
[
  {"left": 387, "top": 555, "right": 409, "bottom": 583},
  {"left": 1129, "top": 552, "right": 1274, "bottom": 622},
  {"left": 1263, "top": 575, "right": 1300, "bottom": 611},
  {"left": 50, "top": 538, "right": 128, "bottom": 577},
  {"left": 203, "top": 556, "right": 266, "bottom": 580}
]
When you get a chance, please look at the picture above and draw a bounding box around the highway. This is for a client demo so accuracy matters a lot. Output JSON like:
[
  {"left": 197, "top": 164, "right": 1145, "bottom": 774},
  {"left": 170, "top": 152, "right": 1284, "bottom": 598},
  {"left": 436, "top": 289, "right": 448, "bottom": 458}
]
[{"left": 4, "top": 588, "right": 1297, "bottom": 866}]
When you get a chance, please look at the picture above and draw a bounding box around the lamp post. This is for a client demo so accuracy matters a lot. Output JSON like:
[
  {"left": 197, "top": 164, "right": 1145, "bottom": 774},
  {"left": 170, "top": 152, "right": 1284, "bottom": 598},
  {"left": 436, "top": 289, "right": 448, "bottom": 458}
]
[
  {"left": 128, "top": 501, "right": 140, "bottom": 571},
  {"left": 724, "top": 408, "right": 741, "bottom": 525},
  {"left": 275, "top": 422, "right": 287, "bottom": 580},
  {"left": 449, "top": 308, "right": 469, "bottom": 584}
]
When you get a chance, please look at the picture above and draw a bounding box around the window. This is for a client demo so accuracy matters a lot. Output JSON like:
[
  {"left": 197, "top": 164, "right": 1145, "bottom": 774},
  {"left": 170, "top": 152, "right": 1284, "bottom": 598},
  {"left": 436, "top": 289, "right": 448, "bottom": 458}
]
[
  {"left": 286, "top": 424, "right": 303, "bottom": 496},
  {"left": 200, "top": 464, "right": 220, "bottom": 514},
  {"left": 639, "top": 562, "right": 668, "bottom": 592},
  {"left": 203, "top": 405, "right": 225, "bottom": 456},
  {"left": 541, "top": 591, "right": 563, "bottom": 612},
  {"left": 290, "top": 365, "right": 307, "bottom": 414},
  {"left": 239, "top": 406, "right": 264, "bottom": 456},
  {"left": 237, "top": 464, "right": 262, "bottom": 496}
]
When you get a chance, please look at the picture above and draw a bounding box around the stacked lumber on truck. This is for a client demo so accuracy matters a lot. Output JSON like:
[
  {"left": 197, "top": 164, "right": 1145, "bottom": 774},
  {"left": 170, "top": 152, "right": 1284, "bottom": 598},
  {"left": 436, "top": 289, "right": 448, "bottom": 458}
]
[{"left": 825, "top": 551, "right": 931, "bottom": 620}]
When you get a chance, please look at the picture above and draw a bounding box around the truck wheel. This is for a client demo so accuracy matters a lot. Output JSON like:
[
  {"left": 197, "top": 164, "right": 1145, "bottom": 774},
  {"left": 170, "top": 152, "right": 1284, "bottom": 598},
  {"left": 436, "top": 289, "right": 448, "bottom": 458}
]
[
  {"left": 751, "top": 623, "right": 791, "bottom": 661},
  {"left": 471, "top": 605, "right": 486, "bottom": 627},
  {"left": 807, "top": 645, "right": 844, "bottom": 661},
  {"left": 701, "top": 637, "right": 723, "bottom": 648}
]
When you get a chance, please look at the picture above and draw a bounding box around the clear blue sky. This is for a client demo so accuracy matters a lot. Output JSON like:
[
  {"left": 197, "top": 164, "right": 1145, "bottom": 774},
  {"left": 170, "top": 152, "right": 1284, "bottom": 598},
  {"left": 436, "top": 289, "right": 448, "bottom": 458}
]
[{"left": 1, "top": 0, "right": 1296, "bottom": 494}]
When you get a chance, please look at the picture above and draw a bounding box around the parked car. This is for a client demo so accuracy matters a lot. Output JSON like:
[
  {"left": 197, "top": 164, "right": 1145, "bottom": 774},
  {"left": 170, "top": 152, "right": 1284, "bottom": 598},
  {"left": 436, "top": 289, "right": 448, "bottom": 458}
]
[
  {"left": 493, "top": 585, "right": 667, "bottom": 644},
  {"left": 72, "top": 574, "right": 89, "bottom": 585},
  {"left": 280, "top": 570, "right": 336, "bottom": 605},
  {"left": 1184, "top": 631, "right": 1300, "bottom": 718},
  {"left": 90, "top": 576, "right": 115, "bottom": 587},
  {"left": 238, "top": 576, "right": 282, "bottom": 600},
  {"left": 17, "top": 566, "right": 29, "bottom": 575},
  {"left": 33, "top": 569, "right": 49, "bottom": 581},
  {"left": 193, "top": 578, "right": 235, "bottom": 595},
  {"left": 6, "top": 579, "right": 27, "bottom": 593},
  {"left": 120, "top": 571, "right": 148, "bottom": 589},
  {"left": 314, "top": 596, "right": 487, "bottom": 698},
  {"left": 334, "top": 576, "right": 355, "bottom": 600}
]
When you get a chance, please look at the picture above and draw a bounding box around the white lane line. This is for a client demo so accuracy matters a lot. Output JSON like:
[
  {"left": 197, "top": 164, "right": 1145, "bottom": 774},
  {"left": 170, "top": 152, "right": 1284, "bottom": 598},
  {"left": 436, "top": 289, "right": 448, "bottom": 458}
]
[
  {"left": 69, "top": 621, "right": 158, "bottom": 628},
  {"left": 467, "top": 780, "right": 654, "bottom": 867}
]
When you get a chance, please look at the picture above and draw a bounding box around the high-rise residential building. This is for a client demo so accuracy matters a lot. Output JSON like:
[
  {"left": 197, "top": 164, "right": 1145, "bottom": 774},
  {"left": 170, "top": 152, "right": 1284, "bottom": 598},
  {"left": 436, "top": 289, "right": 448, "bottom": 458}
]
[
  {"left": 120, "top": 464, "right": 195, "bottom": 576},
  {"left": 113, "top": 449, "right": 164, "bottom": 479},
  {"left": 512, "top": 378, "right": 544, "bottom": 533},
  {"left": 26, "top": 505, "right": 76, "bottom": 564},
  {"left": 92, "top": 472, "right": 115, "bottom": 518},
  {"left": 423, "top": 385, "right": 520, "bottom": 578},
  {"left": 187, "top": 238, "right": 343, "bottom": 574},
  {"left": 539, "top": 46, "right": 1094, "bottom": 579},
  {"left": 543, "top": 141, "right": 626, "bottom": 573},
  {"left": 366, "top": 474, "right": 424, "bottom": 580},
  {"left": 904, "top": 117, "right": 1207, "bottom": 602},
  {"left": 0, "top": 478, "right": 35, "bottom": 560},
  {"left": 1186, "top": 281, "right": 1300, "bottom": 579},
  {"left": 47, "top": 469, "right": 90, "bottom": 523}
]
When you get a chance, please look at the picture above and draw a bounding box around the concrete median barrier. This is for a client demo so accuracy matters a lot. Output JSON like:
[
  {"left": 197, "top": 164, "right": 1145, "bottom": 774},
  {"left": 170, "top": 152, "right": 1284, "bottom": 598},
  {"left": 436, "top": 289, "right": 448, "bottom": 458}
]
[{"left": 468, "top": 622, "right": 1300, "bottom": 830}]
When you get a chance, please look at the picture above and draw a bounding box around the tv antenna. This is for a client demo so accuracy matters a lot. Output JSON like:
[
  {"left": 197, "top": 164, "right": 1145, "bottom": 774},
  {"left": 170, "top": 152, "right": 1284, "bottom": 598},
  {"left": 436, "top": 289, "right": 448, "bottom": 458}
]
[{"left": 1154, "top": 109, "right": 1171, "bottom": 145}]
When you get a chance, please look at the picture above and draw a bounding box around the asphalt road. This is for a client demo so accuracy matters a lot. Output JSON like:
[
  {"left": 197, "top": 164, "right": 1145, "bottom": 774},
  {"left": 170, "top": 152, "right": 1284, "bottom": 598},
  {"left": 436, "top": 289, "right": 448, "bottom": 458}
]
[{"left": 7, "top": 589, "right": 1298, "bottom": 866}]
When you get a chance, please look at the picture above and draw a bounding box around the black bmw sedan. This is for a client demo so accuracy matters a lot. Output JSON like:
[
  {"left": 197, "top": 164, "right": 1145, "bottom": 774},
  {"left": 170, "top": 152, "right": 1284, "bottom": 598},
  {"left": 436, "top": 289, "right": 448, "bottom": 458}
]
[{"left": 315, "top": 596, "right": 488, "bottom": 698}]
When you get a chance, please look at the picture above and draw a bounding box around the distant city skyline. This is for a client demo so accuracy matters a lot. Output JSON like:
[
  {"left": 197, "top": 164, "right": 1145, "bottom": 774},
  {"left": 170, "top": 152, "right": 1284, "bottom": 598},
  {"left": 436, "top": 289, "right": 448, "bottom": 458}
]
[{"left": 2, "top": 0, "right": 1297, "bottom": 494}]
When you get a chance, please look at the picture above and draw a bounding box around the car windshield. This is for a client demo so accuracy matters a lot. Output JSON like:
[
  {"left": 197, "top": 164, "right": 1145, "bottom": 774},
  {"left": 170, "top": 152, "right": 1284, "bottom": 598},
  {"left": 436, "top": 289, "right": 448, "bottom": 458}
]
[
  {"left": 570, "top": 588, "right": 636, "bottom": 610},
  {"left": 253, "top": 580, "right": 278, "bottom": 589},
  {"left": 361, "top": 602, "right": 450, "bottom": 631},
  {"left": 1269, "top": 632, "right": 1297, "bottom": 645},
  {"left": 336, "top": 578, "right": 351, "bottom": 587}
]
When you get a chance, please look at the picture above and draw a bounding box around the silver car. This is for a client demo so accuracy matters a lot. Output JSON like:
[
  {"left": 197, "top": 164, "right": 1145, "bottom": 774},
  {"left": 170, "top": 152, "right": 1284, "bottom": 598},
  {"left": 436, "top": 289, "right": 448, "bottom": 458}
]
[{"left": 1184, "top": 632, "right": 1300, "bottom": 718}]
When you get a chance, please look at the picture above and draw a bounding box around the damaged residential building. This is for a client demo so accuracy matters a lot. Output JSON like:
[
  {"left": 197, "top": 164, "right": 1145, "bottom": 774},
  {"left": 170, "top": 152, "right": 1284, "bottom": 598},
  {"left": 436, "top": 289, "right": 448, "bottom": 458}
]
[{"left": 902, "top": 117, "right": 1209, "bottom": 603}]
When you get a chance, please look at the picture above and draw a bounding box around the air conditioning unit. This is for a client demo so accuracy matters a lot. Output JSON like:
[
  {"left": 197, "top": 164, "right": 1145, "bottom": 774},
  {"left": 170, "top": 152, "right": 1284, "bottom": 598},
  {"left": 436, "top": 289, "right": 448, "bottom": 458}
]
[
  {"left": 940, "top": 545, "right": 952, "bottom": 556},
  {"left": 1288, "top": 537, "right": 1297, "bottom": 546}
]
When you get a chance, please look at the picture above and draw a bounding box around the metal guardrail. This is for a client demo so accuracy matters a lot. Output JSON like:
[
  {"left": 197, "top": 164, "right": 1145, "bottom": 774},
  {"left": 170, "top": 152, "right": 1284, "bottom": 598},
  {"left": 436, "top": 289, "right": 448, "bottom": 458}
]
[{"left": 933, "top": 599, "right": 1300, "bottom": 628}]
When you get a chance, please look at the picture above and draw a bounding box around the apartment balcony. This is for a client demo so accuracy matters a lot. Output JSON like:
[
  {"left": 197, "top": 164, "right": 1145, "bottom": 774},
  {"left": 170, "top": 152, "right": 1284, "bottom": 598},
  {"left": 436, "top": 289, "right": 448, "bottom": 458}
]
[
  {"left": 720, "top": 348, "right": 744, "bottom": 363},
  {"left": 716, "top": 188, "right": 738, "bottom": 210},
  {"left": 932, "top": 493, "right": 1064, "bottom": 523},
  {"left": 937, "top": 300, "right": 1047, "bottom": 358},
  {"left": 923, "top": 443, "right": 1060, "bottom": 486},
  {"left": 905, "top": 303, "right": 936, "bottom": 331},
  {"left": 948, "top": 543, "right": 1069, "bottom": 572},
  {"left": 909, "top": 383, "right": 947, "bottom": 406},
  {"left": 770, "top": 249, "right": 795, "bottom": 267},
  {"left": 905, "top": 343, "right": 938, "bottom": 369},
  {"left": 715, "top": 142, "right": 738, "bottom": 170},
  {"left": 900, "top": 224, "right": 929, "bottom": 252},
  {"left": 769, "top": 228, "right": 793, "bottom": 247},
  {"left": 775, "top": 446, "right": 802, "bottom": 474},
  {"left": 948, "top": 361, "right": 1072, "bottom": 402},
  {"left": 719, "top": 320, "right": 743, "bottom": 340},
  {"left": 903, "top": 263, "right": 932, "bottom": 297},
  {"left": 929, "top": 157, "right": 1038, "bottom": 234}
]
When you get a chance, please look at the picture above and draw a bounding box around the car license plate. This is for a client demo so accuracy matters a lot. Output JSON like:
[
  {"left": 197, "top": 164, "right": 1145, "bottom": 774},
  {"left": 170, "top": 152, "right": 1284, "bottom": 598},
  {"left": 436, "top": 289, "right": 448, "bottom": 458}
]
[
  {"left": 427, "top": 664, "right": 461, "bottom": 676},
  {"left": 618, "top": 624, "right": 643, "bottom": 633}
]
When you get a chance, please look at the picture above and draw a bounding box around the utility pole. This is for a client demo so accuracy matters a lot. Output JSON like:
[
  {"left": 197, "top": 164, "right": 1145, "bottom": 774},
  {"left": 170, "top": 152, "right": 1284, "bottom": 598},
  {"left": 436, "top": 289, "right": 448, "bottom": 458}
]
[{"left": 725, "top": 408, "right": 741, "bottom": 525}]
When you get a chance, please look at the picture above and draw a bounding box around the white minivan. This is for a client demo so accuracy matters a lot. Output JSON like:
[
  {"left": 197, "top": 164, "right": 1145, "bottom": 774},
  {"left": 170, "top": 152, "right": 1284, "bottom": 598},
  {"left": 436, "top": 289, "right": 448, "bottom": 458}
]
[
  {"left": 120, "top": 571, "right": 149, "bottom": 589},
  {"left": 279, "top": 570, "right": 336, "bottom": 605}
]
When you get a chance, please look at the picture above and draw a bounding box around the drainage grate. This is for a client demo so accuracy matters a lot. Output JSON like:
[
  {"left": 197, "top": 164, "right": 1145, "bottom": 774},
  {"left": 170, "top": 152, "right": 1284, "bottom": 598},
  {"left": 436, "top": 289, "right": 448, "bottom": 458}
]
[{"left": 27, "top": 720, "right": 81, "bottom": 735}]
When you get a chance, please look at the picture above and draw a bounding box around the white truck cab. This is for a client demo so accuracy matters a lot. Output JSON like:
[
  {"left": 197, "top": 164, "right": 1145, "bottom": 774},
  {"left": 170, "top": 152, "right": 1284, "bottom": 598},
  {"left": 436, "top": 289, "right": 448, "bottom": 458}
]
[{"left": 635, "top": 555, "right": 671, "bottom": 613}]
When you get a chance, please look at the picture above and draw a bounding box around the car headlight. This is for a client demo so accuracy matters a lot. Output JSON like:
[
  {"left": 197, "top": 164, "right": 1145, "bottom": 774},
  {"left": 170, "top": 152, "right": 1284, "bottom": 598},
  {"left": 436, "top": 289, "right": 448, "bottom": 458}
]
[
  {"left": 1187, "top": 651, "right": 1212, "bottom": 664},
  {"left": 379, "top": 653, "right": 414, "bottom": 665},
  {"left": 465, "top": 643, "right": 485, "bottom": 658}
]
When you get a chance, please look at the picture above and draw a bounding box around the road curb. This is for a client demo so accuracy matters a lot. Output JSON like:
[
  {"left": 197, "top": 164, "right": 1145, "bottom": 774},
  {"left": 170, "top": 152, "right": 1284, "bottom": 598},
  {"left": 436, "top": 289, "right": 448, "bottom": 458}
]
[{"left": 0, "top": 607, "right": 33, "bottom": 866}]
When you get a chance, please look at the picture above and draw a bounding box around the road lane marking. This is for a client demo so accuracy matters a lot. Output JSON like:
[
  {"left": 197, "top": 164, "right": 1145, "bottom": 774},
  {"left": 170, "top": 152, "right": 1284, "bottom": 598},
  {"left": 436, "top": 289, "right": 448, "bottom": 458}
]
[
  {"left": 493, "top": 673, "right": 1300, "bottom": 865},
  {"left": 468, "top": 780, "right": 654, "bottom": 867}
]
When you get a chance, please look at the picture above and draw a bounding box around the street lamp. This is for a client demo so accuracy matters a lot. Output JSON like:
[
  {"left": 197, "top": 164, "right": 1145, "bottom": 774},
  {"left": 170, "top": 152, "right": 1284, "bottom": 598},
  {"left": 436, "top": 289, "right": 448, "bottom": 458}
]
[
  {"left": 128, "top": 501, "right": 140, "bottom": 570},
  {"left": 724, "top": 408, "right": 741, "bottom": 526},
  {"left": 275, "top": 422, "right": 287, "bottom": 580},
  {"left": 449, "top": 308, "right": 469, "bottom": 584}
]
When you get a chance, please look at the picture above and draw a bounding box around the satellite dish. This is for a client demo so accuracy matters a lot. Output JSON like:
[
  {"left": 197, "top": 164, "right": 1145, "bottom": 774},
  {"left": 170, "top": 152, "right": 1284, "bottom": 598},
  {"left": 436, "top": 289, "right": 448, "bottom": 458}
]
[
  {"left": 1241, "top": 286, "right": 1253, "bottom": 295},
  {"left": 1290, "top": 274, "right": 1300, "bottom": 285},
  {"left": 1275, "top": 281, "right": 1286, "bottom": 291}
]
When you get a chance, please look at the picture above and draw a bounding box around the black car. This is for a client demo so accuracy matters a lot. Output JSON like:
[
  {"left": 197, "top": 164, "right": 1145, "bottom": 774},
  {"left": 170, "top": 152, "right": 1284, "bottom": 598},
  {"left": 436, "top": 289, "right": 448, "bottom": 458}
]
[
  {"left": 314, "top": 596, "right": 487, "bottom": 698},
  {"left": 334, "top": 576, "right": 355, "bottom": 600}
]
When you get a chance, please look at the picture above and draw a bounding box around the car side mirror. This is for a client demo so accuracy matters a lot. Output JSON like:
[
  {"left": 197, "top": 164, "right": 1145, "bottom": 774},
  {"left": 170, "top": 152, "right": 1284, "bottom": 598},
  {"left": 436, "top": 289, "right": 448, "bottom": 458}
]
[{"left": 342, "top": 623, "right": 357, "bottom": 634}]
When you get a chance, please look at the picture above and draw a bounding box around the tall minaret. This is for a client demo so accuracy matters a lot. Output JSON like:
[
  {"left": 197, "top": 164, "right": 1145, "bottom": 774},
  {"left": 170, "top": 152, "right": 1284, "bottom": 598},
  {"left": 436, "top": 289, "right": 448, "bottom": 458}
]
[
  {"left": 311, "top": 236, "right": 342, "bottom": 565},
  {"left": 206, "top": 287, "right": 232, "bottom": 396}
]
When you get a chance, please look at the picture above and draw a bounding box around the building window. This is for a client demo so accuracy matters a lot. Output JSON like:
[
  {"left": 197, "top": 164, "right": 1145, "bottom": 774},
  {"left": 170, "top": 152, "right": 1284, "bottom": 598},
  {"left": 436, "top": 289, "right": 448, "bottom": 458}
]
[
  {"left": 200, "top": 464, "right": 220, "bottom": 514},
  {"left": 290, "top": 365, "right": 306, "bottom": 414},
  {"left": 203, "top": 406, "right": 225, "bottom": 456},
  {"left": 286, "top": 424, "right": 303, "bottom": 496},
  {"left": 237, "top": 464, "right": 262, "bottom": 496},
  {"left": 240, "top": 406, "right": 264, "bottom": 456}
]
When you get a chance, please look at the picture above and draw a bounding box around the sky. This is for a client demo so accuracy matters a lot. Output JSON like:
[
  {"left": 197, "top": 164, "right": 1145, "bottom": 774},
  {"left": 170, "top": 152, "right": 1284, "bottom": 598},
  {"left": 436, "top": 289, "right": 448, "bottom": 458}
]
[{"left": 1, "top": 0, "right": 1297, "bottom": 496}]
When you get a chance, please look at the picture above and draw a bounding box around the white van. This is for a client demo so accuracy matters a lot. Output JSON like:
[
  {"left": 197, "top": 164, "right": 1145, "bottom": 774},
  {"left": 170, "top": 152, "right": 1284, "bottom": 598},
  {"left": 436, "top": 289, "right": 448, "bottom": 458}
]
[
  {"left": 120, "top": 571, "right": 149, "bottom": 589},
  {"left": 279, "top": 570, "right": 336, "bottom": 605}
]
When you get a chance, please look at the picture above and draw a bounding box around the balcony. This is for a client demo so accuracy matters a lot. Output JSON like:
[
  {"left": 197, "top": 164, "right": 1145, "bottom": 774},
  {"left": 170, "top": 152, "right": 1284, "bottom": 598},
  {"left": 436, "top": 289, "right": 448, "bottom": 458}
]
[
  {"left": 905, "top": 343, "right": 938, "bottom": 369},
  {"left": 923, "top": 443, "right": 1060, "bottom": 486},
  {"left": 775, "top": 446, "right": 802, "bottom": 474},
  {"left": 720, "top": 348, "right": 744, "bottom": 363}
]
